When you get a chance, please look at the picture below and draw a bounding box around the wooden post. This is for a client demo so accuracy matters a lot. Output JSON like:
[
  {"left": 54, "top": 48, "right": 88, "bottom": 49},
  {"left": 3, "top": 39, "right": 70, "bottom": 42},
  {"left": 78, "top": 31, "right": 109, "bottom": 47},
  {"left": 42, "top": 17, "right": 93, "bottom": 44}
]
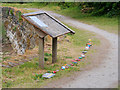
[
  {"left": 52, "top": 37, "right": 57, "bottom": 63},
  {"left": 39, "top": 37, "right": 44, "bottom": 69}
]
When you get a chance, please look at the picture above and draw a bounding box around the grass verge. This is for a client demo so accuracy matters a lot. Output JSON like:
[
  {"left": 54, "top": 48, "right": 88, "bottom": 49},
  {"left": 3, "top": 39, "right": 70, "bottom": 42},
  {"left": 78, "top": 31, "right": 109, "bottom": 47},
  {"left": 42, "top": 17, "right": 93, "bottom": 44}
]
[
  {"left": 2, "top": 4, "right": 100, "bottom": 87},
  {"left": 2, "top": 23, "right": 100, "bottom": 88}
]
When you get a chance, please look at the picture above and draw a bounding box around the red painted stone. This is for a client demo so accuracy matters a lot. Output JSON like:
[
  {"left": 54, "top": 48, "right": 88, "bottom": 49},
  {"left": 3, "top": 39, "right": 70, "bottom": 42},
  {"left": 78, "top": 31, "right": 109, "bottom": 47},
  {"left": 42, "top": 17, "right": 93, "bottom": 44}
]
[{"left": 53, "top": 71, "right": 56, "bottom": 73}]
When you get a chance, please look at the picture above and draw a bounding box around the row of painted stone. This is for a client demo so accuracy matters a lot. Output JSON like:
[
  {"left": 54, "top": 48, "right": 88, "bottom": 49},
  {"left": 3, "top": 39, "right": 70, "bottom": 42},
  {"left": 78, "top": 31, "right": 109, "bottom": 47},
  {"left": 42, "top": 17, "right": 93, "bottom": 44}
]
[{"left": 42, "top": 39, "right": 92, "bottom": 79}]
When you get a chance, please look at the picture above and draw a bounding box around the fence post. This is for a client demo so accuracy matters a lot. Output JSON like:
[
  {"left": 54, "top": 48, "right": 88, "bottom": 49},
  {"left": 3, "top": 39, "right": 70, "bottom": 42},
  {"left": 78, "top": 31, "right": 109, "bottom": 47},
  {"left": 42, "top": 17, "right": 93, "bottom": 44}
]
[{"left": 52, "top": 37, "right": 57, "bottom": 63}]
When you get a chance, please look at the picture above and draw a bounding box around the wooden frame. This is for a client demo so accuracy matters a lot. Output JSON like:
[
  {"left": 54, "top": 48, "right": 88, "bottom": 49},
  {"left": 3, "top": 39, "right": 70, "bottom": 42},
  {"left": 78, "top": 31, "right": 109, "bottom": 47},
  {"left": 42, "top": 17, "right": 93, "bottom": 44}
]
[
  {"left": 21, "top": 11, "right": 75, "bottom": 69},
  {"left": 39, "top": 37, "right": 44, "bottom": 69},
  {"left": 52, "top": 37, "right": 57, "bottom": 63}
]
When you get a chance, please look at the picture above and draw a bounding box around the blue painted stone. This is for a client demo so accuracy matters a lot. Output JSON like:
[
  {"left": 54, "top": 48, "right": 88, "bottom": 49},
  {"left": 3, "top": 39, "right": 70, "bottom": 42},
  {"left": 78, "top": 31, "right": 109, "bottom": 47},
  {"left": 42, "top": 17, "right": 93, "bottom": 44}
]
[{"left": 79, "top": 57, "right": 82, "bottom": 59}]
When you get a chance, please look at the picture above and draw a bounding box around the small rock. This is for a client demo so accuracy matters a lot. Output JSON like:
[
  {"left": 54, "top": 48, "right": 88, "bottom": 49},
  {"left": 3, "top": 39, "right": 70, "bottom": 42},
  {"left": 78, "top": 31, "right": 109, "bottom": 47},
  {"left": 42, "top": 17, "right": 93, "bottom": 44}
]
[
  {"left": 19, "top": 62, "right": 24, "bottom": 65},
  {"left": 2, "top": 64, "right": 10, "bottom": 68},
  {"left": 24, "top": 60, "right": 28, "bottom": 62},
  {"left": 14, "top": 59, "right": 19, "bottom": 61},
  {"left": 13, "top": 63, "right": 19, "bottom": 66},
  {"left": 8, "top": 62, "right": 14, "bottom": 67},
  {"left": 2, "top": 64, "right": 6, "bottom": 67},
  {"left": 66, "top": 39, "right": 70, "bottom": 42}
]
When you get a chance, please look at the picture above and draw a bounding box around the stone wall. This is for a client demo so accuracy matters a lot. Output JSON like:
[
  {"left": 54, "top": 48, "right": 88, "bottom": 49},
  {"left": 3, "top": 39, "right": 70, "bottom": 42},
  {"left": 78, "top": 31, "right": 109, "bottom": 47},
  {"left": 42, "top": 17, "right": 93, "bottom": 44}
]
[{"left": 2, "top": 7, "right": 41, "bottom": 55}]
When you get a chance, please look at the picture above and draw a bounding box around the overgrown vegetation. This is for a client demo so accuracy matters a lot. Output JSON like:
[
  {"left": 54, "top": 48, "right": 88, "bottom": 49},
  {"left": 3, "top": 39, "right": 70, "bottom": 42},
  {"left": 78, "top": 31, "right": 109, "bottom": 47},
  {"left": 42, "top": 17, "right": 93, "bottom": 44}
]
[
  {"left": 3, "top": 2, "right": 119, "bottom": 17},
  {"left": 10, "top": 9, "right": 14, "bottom": 15},
  {"left": 2, "top": 2, "right": 118, "bottom": 34}
]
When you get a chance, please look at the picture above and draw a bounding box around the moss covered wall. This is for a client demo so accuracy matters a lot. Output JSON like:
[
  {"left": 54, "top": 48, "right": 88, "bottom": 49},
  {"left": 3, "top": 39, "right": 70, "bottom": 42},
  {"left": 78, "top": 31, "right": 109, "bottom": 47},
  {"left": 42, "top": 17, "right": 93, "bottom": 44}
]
[{"left": 2, "top": 7, "right": 40, "bottom": 55}]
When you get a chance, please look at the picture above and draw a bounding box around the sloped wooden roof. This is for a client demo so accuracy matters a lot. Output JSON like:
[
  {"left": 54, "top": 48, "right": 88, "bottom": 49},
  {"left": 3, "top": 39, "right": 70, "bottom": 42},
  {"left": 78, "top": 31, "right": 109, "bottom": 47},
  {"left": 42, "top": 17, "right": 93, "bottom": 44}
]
[{"left": 21, "top": 11, "right": 75, "bottom": 38}]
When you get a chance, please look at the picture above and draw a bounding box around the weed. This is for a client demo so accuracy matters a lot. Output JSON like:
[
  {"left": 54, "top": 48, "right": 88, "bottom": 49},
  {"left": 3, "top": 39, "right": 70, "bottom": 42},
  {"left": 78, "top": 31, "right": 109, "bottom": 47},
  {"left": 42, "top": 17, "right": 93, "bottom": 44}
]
[
  {"left": 18, "top": 11, "right": 23, "bottom": 21},
  {"left": 6, "top": 8, "right": 9, "bottom": 15},
  {"left": 13, "top": 26, "right": 17, "bottom": 31},
  {"left": 67, "top": 33, "right": 72, "bottom": 36},
  {"left": 44, "top": 53, "right": 52, "bottom": 56},
  {"left": 3, "top": 80, "right": 12, "bottom": 87},
  {"left": 10, "top": 9, "right": 14, "bottom": 15},
  {"left": 4, "top": 68, "right": 12, "bottom": 72},
  {"left": 44, "top": 57, "right": 48, "bottom": 61},
  {"left": 33, "top": 73, "right": 43, "bottom": 80},
  {"left": 3, "top": 56, "right": 11, "bottom": 61},
  {"left": 64, "top": 56, "right": 72, "bottom": 59}
]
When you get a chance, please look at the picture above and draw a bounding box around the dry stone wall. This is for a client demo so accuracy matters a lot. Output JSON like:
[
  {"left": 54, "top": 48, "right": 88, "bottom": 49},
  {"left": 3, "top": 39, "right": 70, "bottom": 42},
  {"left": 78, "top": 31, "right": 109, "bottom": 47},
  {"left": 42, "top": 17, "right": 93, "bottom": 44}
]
[{"left": 2, "top": 7, "right": 41, "bottom": 55}]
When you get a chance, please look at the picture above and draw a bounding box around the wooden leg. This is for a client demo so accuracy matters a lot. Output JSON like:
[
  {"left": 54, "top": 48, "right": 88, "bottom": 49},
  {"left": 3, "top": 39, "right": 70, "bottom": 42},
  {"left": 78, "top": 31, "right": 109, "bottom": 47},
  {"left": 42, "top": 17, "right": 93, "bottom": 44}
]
[
  {"left": 39, "top": 37, "right": 44, "bottom": 69},
  {"left": 52, "top": 37, "right": 57, "bottom": 63}
]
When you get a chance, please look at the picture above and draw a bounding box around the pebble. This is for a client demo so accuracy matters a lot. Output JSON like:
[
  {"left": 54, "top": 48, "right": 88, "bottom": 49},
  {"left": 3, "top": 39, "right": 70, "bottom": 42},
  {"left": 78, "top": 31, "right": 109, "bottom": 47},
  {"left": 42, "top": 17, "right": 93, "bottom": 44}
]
[
  {"left": 8, "top": 62, "right": 14, "bottom": 67},
  {"left": 19, "top": 62, "right": 24, "bottom": 65},
  {"left": 2, "top": 64, "right": 10, "bottom": 68}
]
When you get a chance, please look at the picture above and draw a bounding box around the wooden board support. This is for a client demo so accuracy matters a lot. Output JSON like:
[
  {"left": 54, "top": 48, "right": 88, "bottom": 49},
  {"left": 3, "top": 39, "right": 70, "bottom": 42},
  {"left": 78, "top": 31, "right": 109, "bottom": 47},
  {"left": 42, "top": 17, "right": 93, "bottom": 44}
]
[
  {"left": 22, "top": 11, "right": 75, "bottom": 68},
  {"left": 39, "top": 37, "right": 44, "bottom": 69},
  {"left": 52, "top": 37, "right": 57, "bottom": 63}
]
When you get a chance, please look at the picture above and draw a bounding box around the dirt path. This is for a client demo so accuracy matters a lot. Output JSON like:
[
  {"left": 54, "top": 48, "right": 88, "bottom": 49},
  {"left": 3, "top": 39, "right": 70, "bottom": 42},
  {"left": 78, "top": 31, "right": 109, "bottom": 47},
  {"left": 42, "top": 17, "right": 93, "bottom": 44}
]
[{"left": 24, "top": 8, "right": 118, "bottom": 88}]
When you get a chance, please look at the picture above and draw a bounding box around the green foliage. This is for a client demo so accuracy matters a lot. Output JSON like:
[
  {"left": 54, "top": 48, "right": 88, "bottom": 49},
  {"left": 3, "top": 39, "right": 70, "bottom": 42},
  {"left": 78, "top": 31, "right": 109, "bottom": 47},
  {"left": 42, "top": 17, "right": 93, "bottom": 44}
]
[
  {"left": 3, "top": 56, "right": 11, "bottom": 61},
  {"left": 18, "top": 11, "right": 22, "bottom": 21},
  {"left": 6, "top": 8, "right": 9, "bottom": 15},
  {"left": 33, "top": 73, "right": 43, "bottom": 80},
  {"left": 3, "top": 2, "right": 119, "bottom": 17},
  {"left": 64, "top": 56, "right": 72, "bottom": 59},
  {"left": 67, "top": 33, "right": 72, "bottom": 36},
  {"left": 44, "top": 53, "right": 52, "bottom": 56},
  {"left": 10, "top": 9, "right": 13, "bottom": 15},
  {"left": 78, "top": 2, "right": 120, "bottom": 17},
  {"left": 2, "top": 24, "right": 7, "bottom": 40},
  {"left": 4, "top": 68, "right": 12, "bottom": 72},
  {"left": 44, "top": 57, "right": 48, "bottom": 61},
  {"left": 32, "top": 2, "right": 119, "bottom": 17},
  {"left": 13, "top": 26, "right": 17, "bottom": 31},
  {"left": 6, "top": 81, "right": 12, "bottom": 87}
]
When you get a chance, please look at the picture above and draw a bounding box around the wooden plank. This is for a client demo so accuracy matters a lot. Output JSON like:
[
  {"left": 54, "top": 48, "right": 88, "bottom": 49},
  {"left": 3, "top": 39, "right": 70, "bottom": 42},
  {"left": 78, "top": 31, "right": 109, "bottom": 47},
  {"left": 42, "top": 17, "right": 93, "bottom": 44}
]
[
  {"left": 22, "top": 13, "right": 72, "bottom": 38},
  {"left": 36, "top": 14, "right": 70, "bottom": 37},
  {"left": 22, "top": 11, "right": 45, "bottom": 16},
  {"left": 45, "top": 12, "right": 75, "bottom": 34},
  {"left": 39, "top": 37, "right": 44, "bottom": 69},
  {"left": 52, "top": 37, "right": 57, "bottom": 63},
  {"left": 22, "top": 11, "right": 75, "bottom": 34},
  {"left": 22, "top": 15, "right": 53, "bottom": 37}
]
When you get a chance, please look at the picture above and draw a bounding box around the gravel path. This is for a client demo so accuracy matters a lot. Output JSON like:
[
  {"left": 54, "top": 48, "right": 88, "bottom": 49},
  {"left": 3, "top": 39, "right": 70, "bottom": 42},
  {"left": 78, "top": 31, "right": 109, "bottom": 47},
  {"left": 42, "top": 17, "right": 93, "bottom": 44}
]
[{"left": 24, "top": 8, "right": 118, "bottom": 88}]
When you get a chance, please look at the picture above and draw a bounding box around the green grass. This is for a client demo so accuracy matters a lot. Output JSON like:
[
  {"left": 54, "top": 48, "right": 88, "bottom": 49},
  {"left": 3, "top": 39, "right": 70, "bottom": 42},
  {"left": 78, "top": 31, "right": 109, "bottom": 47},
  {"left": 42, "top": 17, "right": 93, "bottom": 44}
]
[
  {"left": 2, "top": 24, "right": 7, "bottom": 40},
  {"left": 2, "top": 3, "right": 101, "bottom": 88},
  {"left": 57, "top": 7, "right": 118, "bottom": 34},
  {"left": 2, "top": 56, "right": 82, "bottom": 88},
  {"left": 3, "top": 56, "right": 11, "bottom": 61},
  {"left": 64, "top": 23, "right": 100, "bottom": 47},
  {"left": 2, "top": 22, "right": 100, "bottom": 88},
  {"left": 2, "top": 3, "right": 45, "bottom": 8},
  {"left": 44, "top": 53, "right": 52, "bottom": 56},
  {"left": 64, "top": 56, "right": 72, "bottom": 59}
]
